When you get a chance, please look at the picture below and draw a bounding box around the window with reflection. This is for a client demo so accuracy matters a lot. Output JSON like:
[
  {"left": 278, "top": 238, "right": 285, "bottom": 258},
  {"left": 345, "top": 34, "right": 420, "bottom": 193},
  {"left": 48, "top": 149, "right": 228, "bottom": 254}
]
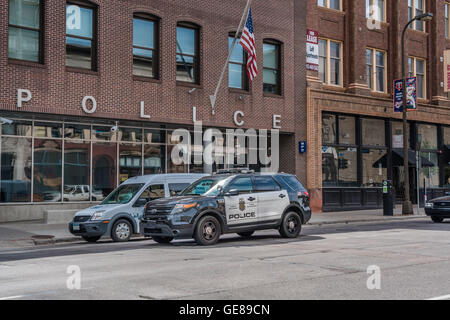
[
  {"left": 34, "top": 122, "right": 63, "bottom": 138},
  {"left": 144, "top": 144, "right": 165, "bottom": 174},
  {"left": 362, "top": 149, "right": 387, "bottom": 187},
  {"left": 133, "top": 14, "right": 159, "bottom": 78},
  {"left": 64, "top": 123, "right": 91, "bottom": 140},
  {"left": 392, "top": 121, "right": 410, "bottom": 149},
  {"left": 420, "top": 152, "right": 439, "bottom": 187},
  {"left": 8, "top": 0, "right": 42, "bottom": 62},
  {"left": 338, "top": 115, "right": 355, "bottom": 145},
  {"left": 2, "top": 120, "right": 32, "bottom": 136},
  {"left": 263, "top": 40, "right": 281, "bottom": 94},
  {"left": 144, "top": 129, "right": 165, "bottom": 144},
  {"left": 418, "top": 124, "right": 437, "bottom": 150},
  {"left": 92, "top": 142, "right": 116, "bottom": 198},
  {"left": 322, "top": 113, "right": 336, "bottom": 144},
  {"left": 409, "top": 57, "right": 426, "bottom": 99},
  {"left": 118, "top": 127, "right": 142, "bottom": 143},
  {"left": 1, "top": 137, "right": 32, "bottom": 202},
  {"left": 93, "top": 126, "right": 117, "bottom": 142},
  {"left": 167, "top": 145, "right": 188, "bottom": 173},
  {"left": 64, "top": 141, "right": 90, "bottom": 201},
  {"left": 33, "top": 139, "right": 62, "bottom": 202},
  {"left": 228, "top": 35, "right": 248, "bottom": 90},
  {"left": 119, "top": 144, "right": 142, "bottom": 183},
  {"left": 66, "top": 2, "right": 96, "bottom": 70},
  {"left": 362, "top": 118, "right": 385, "bottom": 146},
  {"left": 176, "top": 23, "right": 199, "bottom": 83}
]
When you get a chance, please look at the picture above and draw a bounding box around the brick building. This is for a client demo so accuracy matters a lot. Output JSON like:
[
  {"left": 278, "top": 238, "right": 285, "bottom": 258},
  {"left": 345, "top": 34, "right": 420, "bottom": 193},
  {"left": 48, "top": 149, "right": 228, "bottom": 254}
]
[
  {"left": 307, "top": 0, "right": 450, "bottom": 211},
  {"left": 0, "top": 0, "right": 307, "bottom": 222}
]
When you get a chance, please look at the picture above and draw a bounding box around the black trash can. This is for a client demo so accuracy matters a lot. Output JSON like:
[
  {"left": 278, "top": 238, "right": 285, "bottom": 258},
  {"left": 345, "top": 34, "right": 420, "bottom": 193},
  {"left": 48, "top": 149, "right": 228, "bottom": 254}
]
[{"left": 382, "top": 180, "right": 394, "bottom": 216}]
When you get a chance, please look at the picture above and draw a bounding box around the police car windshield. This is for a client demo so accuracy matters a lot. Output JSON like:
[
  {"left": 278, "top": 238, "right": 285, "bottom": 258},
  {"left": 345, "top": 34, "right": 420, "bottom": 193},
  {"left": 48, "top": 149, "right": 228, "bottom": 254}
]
[
  {"left": 181, "top": 178, "right": 222, "bottom": 196},
  {"left": 203, "top": 176, "right": 234, "bottom": 197},
  {"left": 101, "top": 183, "right": 144, "bottom": 205}
]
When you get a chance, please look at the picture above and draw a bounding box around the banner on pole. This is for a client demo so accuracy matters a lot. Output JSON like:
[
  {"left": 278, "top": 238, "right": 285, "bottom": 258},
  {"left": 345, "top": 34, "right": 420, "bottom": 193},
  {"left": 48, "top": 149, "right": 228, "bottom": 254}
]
[{"left": 393, "top": 77, "right": 417, "bottom": 112}]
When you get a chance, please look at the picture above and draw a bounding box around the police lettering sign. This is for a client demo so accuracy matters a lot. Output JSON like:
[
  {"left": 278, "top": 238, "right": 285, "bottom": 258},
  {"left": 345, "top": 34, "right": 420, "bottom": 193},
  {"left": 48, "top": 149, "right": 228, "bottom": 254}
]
[{"left": 306, "top": 29, "right": 319, "bottom": 71}]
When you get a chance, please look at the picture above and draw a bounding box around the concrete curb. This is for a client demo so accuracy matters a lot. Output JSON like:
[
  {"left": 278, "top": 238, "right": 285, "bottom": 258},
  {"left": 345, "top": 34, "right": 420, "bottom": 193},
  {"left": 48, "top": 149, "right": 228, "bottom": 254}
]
[{"left": 307, "top": 215, "right": 427, "bottom": 226}]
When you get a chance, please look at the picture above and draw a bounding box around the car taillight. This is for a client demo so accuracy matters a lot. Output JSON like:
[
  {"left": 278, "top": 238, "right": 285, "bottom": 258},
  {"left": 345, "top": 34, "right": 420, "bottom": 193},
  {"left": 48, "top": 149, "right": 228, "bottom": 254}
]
[{"left": 298, "top": 191, "right": 310, "bottom": 198}]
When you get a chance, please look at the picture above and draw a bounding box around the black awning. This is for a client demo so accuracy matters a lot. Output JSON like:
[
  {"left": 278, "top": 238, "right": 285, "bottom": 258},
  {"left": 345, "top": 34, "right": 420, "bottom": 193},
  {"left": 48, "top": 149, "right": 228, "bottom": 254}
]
[{"left": 372, "top": 150, "right": 435, "bottom": 168}]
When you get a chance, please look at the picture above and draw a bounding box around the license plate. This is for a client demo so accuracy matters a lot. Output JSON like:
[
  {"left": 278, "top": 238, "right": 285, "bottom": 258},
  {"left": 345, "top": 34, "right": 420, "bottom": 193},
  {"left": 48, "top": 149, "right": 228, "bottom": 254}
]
[{"left": 73, "top": 223, "right": 80, "bottom": 231}]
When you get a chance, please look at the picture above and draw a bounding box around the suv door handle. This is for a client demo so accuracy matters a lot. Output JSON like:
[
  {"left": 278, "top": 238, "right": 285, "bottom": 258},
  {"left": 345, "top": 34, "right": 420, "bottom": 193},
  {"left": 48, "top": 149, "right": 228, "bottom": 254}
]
[
  {"left": 248, "top": 197, "right": 256, "bottom": 201},
  {"left": 279, "top": 194, "right": 286, "bottom": 198}
]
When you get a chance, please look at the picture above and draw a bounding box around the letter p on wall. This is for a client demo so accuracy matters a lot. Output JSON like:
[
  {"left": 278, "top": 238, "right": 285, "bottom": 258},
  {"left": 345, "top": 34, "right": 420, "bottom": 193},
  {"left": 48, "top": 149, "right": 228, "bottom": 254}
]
[{"left": 17, "top": 89, "right": 32, "bottom": 108}]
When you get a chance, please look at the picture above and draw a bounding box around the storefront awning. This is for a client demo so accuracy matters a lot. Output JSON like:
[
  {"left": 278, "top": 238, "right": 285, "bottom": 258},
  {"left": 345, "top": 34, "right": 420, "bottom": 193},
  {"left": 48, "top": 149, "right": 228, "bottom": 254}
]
[{"left": 372, "top": 150, "right": 434, "bottom": 168}]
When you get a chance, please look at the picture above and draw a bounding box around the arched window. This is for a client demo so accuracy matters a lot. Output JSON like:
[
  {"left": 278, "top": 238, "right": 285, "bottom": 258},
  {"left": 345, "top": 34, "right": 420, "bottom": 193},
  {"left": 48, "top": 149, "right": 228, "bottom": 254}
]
[
  {"left": 176, "top": 22, "right": 200, "bottom": 84},
  {"left": 133, "top": 13, "right": 160, "bottom": 79}
]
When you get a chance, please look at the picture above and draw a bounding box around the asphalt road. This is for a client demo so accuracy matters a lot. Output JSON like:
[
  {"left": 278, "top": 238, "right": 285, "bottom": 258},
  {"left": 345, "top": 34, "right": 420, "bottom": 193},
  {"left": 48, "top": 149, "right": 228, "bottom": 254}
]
[{"left": 1, "top": 218, "right": 450, "bottom": 300}]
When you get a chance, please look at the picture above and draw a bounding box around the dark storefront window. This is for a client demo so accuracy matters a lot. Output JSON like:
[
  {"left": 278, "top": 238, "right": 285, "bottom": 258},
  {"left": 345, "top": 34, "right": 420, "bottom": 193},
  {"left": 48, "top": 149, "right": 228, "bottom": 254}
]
[
  {"left": 392, "top": 121, "right": 410, "bottom": 149},
  {"left": 362, "top": 149, "right": 387, "bottom": 187},
  {"left": 66, "top": 2, "right": 96, "bottom": 70},
  {"left": 133, "top": 14, "right": 159, "bottom": 79},
  {"left": 418, "top": 124, "right": 437, "bottom": 150},
  {"left": 322, "top": 146, "right": 358, "bottom": 187},
  {"left": 144, "top": 129, "right": 165, "bottom": 144},
  {"left": 1, "top": 137, "right": 32, "bottom": 202},
  {"left": 8, "top": 0, "right": 42, "bottom": 63},
  {"left": 362, "top": 118, "right": 385, "bottom": 146},
  {"left": 420, "top": 152, "right": 439, "bottom": 187},
  {"left": 338, "top": 116, "right": 355, "bottom": 145},
  {"left": 322, "top": 114, "right": 336, "bottom": 144},
  {"left": 176, "top": 23, "right": 199, "bottom": 83},
  {"left": 33, "top": 139, "right": 62, "bottom": 202}
]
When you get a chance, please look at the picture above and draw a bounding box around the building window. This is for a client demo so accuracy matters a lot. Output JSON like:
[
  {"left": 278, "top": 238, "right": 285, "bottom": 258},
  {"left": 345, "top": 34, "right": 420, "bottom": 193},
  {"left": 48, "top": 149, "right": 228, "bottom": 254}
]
[
  {"left": 133, "top": 14, "right": 159, "bottom": 79},
  {"left": 366, "top": 48, "right": 386, "bottom": 92},
  {"left": 408, "top": 57, "right": 426, "bottom": 99},
  {"left": 366, "top": 0, "right": 385, "bottom": 22},
  {"left": 66, "top": 1, "right": 96, "bottom": 70},
  {"left": 228, "top": 35, "right": 248, "bottom": 90},
  {"left": 319, "top": 38, "right": 342, "bottom": 86},
  {"left": 8, "top": 0, "right": 43, "bottom": 63},
  {"left": 263, "top": 40, "right": 281, "bottom": 95},
  {"left": 408, "top": 0, "right": 425, "bottom": 31},
  {"left": 446, "top": 2, "right": 449, "bottom": 38},
  {"left": 176, "top": 23, "right": 200, "bottom": 84},
  {"left": 318, "top": 0, "right": 341, "bottom": 11}
]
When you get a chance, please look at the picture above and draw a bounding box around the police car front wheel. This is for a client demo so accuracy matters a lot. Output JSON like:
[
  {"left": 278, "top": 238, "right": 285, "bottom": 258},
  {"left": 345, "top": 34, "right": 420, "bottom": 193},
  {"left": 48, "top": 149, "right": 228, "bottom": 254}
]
[
  {"left": 194, "top": 215, "right": 221, "bottom": 246},
  {"left": 279, "top": 211, "right": 302, "bottom": 238}
]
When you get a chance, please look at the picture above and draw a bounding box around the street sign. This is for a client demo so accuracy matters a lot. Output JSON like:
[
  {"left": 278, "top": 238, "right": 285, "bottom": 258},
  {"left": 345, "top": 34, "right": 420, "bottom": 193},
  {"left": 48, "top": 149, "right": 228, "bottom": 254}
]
[
  {"left": 306, "top": 29, "right": 319, "bottom": 71},
  {"left": 299, "top": 141, "right": 307, "bottom": 153},
  {"left": 393, "top": 77, "right": 417, "bottom": 112}
]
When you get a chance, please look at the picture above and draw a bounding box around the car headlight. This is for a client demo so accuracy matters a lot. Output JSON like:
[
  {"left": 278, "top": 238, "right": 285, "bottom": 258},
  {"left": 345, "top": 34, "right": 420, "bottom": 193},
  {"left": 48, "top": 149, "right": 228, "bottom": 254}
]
[
  {"left": 425, "top": 202, "right": 433, "bottom": 208},
  {"left": 171, "top": 203, "right": 197, "bottom": 214},
  {"left": 91, "top": 210, "right": 106, "bottom": 220}
]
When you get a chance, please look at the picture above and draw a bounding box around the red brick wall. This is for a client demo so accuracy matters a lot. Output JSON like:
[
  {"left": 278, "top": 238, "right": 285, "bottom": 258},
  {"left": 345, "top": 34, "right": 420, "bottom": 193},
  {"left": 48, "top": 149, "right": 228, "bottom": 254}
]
[{"left": 0, "top": 0, "right": 300, "bottom": 134}]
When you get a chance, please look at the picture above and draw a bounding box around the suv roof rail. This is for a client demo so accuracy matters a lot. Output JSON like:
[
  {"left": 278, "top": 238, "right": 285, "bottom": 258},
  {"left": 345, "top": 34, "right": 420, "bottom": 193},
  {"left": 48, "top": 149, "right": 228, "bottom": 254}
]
[{"left": 213, "top": 168, "right": 255, "bottom": 175}]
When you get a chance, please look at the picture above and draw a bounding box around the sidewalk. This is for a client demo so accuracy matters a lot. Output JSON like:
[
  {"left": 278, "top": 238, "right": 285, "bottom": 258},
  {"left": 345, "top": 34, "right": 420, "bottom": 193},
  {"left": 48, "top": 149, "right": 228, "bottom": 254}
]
[{"left": 0, "top": 205, "right": 428, "bottom": 249}]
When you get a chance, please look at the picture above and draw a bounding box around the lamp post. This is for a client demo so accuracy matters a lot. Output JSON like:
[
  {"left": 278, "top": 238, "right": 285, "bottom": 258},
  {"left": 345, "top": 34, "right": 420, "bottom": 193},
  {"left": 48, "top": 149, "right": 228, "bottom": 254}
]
[{"left": 401, "top": 12, "right": 433, "bottom": 215}]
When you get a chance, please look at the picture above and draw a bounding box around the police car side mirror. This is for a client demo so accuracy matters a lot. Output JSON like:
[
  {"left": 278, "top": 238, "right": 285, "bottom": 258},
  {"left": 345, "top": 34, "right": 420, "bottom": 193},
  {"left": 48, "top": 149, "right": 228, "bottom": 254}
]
[{"left": 224, "top": 189, "right": 239, "bottom": 197}]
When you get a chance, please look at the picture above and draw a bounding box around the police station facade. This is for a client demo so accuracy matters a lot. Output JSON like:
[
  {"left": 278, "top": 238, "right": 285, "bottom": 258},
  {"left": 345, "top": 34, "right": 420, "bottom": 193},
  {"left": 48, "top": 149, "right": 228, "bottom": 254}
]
[{"left": 0, "top": 0, "right": 307, "bottom": 222}]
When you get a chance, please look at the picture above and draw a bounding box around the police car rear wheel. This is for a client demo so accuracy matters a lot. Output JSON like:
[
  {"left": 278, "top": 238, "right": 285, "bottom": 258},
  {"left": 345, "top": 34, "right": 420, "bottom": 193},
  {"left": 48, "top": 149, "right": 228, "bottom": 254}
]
[
  {"left": 237, "top": 231, "right": 254, "bottom": 238},
  {"left": 152, "top": 236, "right": 174, "bottom": 244},
  {"left": 194, "top": 215, "right": 221, "bottom": 245},
  {"left": 279, "top": 212, "right": 302, "bottom": 238}
]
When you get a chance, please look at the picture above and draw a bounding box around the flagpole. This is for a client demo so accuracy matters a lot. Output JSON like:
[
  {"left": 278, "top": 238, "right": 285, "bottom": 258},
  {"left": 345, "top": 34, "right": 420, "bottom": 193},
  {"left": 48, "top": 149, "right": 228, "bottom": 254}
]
[{"left": 210, "top": 0, "right": 252, "bottom": 116}]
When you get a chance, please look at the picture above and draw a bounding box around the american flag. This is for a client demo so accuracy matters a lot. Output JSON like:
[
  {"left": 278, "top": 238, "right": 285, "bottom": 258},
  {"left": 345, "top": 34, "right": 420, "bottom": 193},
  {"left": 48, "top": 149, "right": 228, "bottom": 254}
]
[{"left": 239, "top": 8, "right": 258, "bottom": 81}]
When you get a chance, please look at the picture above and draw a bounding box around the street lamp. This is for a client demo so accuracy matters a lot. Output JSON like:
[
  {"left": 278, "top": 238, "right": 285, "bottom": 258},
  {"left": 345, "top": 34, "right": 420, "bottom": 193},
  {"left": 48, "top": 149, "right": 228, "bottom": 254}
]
[{"left": 401, "top": 12, "right": 433, "bottom": 215}]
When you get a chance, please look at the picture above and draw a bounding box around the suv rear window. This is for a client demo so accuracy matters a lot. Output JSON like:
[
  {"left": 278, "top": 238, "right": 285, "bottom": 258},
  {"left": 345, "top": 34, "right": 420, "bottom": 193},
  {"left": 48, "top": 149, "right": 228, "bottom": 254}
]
[
  {"left": 274, "top": 175, "right": 305, "bottom": 193},
  {"left": 254, "top": 176, "right": 281, "bottom": 192}
]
